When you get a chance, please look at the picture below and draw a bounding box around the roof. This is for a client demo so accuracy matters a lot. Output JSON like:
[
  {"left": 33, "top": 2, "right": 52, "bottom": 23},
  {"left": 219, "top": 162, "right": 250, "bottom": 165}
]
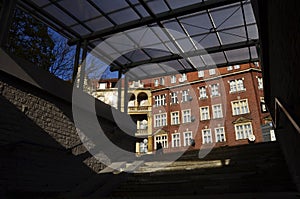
[{"left": 18, "top": 0, "right": 259, "bottom": 80}]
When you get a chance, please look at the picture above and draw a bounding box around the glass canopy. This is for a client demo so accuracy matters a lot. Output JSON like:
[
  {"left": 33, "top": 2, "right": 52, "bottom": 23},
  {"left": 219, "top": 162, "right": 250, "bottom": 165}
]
[{"left": 18, "top": 0, "right": 259, "bottom": 80}]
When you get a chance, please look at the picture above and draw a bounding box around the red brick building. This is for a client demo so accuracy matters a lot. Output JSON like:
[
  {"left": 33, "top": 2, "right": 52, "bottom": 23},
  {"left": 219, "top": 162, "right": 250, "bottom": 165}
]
[{"left": 147, "top": 62, "right": 272, "bottom": 153}]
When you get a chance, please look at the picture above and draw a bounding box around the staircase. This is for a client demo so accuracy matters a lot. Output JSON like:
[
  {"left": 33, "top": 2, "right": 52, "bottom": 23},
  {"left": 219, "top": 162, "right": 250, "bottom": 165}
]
[{"left": 100, "top": 142, "right": 298, "bottom": 198}]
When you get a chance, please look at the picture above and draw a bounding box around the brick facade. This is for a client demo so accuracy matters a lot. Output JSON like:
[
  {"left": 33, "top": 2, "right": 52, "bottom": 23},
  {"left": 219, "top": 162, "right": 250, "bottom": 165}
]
[{"left": 149, "top": 63, "right": 271, "bottom": 153}]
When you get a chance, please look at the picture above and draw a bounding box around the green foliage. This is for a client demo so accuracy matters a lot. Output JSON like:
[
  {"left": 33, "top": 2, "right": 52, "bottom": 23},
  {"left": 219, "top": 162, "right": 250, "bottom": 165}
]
[{"left": 6, "top": 8, "right": 55, "bottom": 70}]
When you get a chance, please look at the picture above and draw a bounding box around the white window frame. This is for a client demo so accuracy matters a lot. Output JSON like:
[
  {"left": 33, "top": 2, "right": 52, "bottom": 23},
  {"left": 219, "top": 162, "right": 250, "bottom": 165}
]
[
  {"left": 171, "top": 75, "right": 176, "bottom": 84},
  {"left": 229, "top": 79, "right": 245, "bottom": 93},
  {"left": 234, "top": 64, "right": 240, "bottom": 69},
  {"left": 160, "top": 77, "right": 165, "bottom": 85},
  {"left": 172, "top": 133, "right": 181, "bottom": 147},
  {"left": 212, "top": 104, "right": 223, "bottom": 119},
  {"left": 202, "top": 129, "right": 212, "bottom": 144},
  {"left": 210, "top": 84, "right": 220, "bottom": 97},
  {"left": 199, "top": 86, "right": 207, "bottom": 99},
  {"left": 200, "top": 106, "right": 210, "bottom": 121},
  {"left": 154, "top": 79, "right": 159, "bottom": 87},
  {"left": 154, "top": 94, "right": 166, "bottom": 107},
  {"left": 171, "top": 111, "right": 180, "bottom": 125},
  {"left": 215, "top": 127, "right": 226, "bottom": 142},
  {"left": 182, "top": 109, "right": 191, "bottom": 123},
  {"left": 227, "top": 66, "right": 233, "bottom": 71},
  {"left": 154, "top": 113, "right": 167, "bottom": 127},
  {"left": 170, "top": 92, "right": 178, "bottom": 104},
  {"left": 198, "top": 70, "right": 204, "bottom": 77},
  {"left": 155, "top": 135, "right": 168, "bottom": 149},
  {"left": 258, "top": 77, "right": 263, "bottom": 90},
  {"left": 209, "top": 69, "right": 216, "bottom": 75},
  {"left": 182, "top": 73, "right": 187, "bottom": 81},
  {"left": 235, "top": 122, "right": 253, "bottom": 140},
  {"left": 184, "top": 131, "right": 193, "bottom": 146},
  {"left": 231, "top": 99, "right": 250, "bottom": 116},
  {"left": 182, "top": 90, "right": 189, "bottom": 102}
]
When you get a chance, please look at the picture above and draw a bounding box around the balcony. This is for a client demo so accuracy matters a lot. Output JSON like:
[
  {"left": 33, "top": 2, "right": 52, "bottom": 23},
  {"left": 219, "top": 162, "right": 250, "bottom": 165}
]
[
  {"left": 136, "top": 129, "right": 148, "bottom": 136},
  {"left": 128, "top": 106, "right": 151, "bottom": 113}
]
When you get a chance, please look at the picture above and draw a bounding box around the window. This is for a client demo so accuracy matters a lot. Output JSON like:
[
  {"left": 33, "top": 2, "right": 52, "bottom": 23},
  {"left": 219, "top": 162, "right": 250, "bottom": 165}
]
[
  {"left": 212, "top": 104, "right": 223, "bottom": 119},
  {"left": 182, "top": 90, "right": 189, "bottom": 102},
  {"left": 234, "top": 64, "right": 240, "bottom": 69},
  {"left": 171, "top": 111, "right": 180, "bottom": 125},
  {"left": 258, "top": 77, "right": 263, "bottom": 89},
  {"left": 200, "top": 106, "right": 210, "bottom": 121},
  {"left": 171, "top": 75, "right": 176, "bottom": 84},
  {"left": 154, "top": 113, "right": 167, "bottom": 127},
  {"left": 215, "top": 127, "right": 226, "bottom": 142},
  {"left": 235, "top": 122, "right": 253, "bottom": 140},
  {"left": 182, "top": 109, "right": 191, "bottom": 123},
  {"left": 260, "top": 97, "right": 267, "bottom": 113},
  {"left": 211, "top": 84, "right": 220, "bottom": 97},
  {"left": 199, "top": 86, "right": 207, "bottom": 99},
  {"left": 170, "top": 92, "right": 178, "bottom": 104},
  {"left": 227, "top": 66, "right": 233, "bottom": 71},
  {"left": 182, "top": 73, "right": 187, "bottom": 81},
  {"left": 254, "top": 62, "right": 259, "bottom": 67},
  {"left": 198, "top": 70, "right": 204, "bottom": 77},
  {"left": 154, "top": 95, "right": 166, "bottom": 106},
  {"left": 172, "top": 133, "right": 181, "bottom": 147},
  {"left": 231, "top": 99, "right": 249, "bottom": 115},
  {"left": 202, "top": 129, "right": 212, "bottom": 144},
  {"left": 160, "top": 77, "right": 165, "bottom": 85},
  {"left": 184, "top": 131, "right": 193, "bottom": 146},
  {"left": 229, "top": 79, "right": 245, "bottom": 93},
  {"left": 154, "top": 79, "right": 159, "bottom": 87},
  {"left": 209, "top": 69, "right": 216, "bottom": 75},
  {"left": 155, "top": 135, "right": 168, "bottom": 149}
]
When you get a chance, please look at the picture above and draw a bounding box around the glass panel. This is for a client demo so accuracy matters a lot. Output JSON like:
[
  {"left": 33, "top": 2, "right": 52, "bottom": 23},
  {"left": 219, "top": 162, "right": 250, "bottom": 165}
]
[
  {"left": 146, "top": 0, "right": 169, "bottom": 14},
  {"left": 166, "top": 0, "right": 201, "bottom": 9},
  {"left": 85, "top": 17, "right": 113, "bottom": 31},
  {"left": 32, "top": 0, "right": 50, "bottom": 7},
  {"left": 135, "top": 4, "right": 150, "bottom": 17},
  {"left": 144, "top": 48, "right": 172, "bottom": 58},
  {"left": 209, "top": 52, "right": 226, "bottom": 65},
  {"left": 109, "top": 8, "right": 140, "bottom": 24},
  {"left": 58, "top": 0, "right": 100, "bottom": 21},
  {"left": 243, "top": 3, "right": 256, "bottom": 24},
  {"left": 219, "top": 27, "right": 247, "bottom": 45},
  {"left": 192, "top": 33, "right": 220, "bottom": 48},
  {"left": 163, "top": 20, "right": 186, "bottom": 39},
  {"left": 225, "top": 47, "right": 250, "bottom": 62},
  {"left": 93, "top": 0, "right": 129, "bottom": 13},
  {"left": 127, "top": 28, "right": 162, "bottom": 46},
  {"left": 179, "top": 12, "right": 212, "bottom": 36},
  {"left": 247, "top": 24, "right": 259, "bottom": 39},
  {"left": 43, "top": 5, "right": 77, "bottom": 26},
  {"left": 124, "top": 50, "right": 150, "bottom": 62},
  {"left": 176, "top": 37, "right": 195, "bottom": 53},
  {"left": 189, "top": 56, "right": 205, "bottom": 68},
  {"left": 210, "top": 4, "right": 244, "bottom": 29},
  {"left": 202, "top": 54, "right": 216, "bottom": 66},
  {"left": 250, "top": 46, "right": 258, "bottom": 59},
  {"left": 71, "top": 25, "right": 91, "bottom": 35}
]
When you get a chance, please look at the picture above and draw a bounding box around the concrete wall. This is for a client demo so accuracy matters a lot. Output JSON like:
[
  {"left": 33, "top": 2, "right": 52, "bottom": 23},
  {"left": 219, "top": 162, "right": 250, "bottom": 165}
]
[
  {"left": 0, "top": 49, "right": 136, "bottom": 196},
  {"left": 253, "top": 0, "right": 300, "bottom": 191}
]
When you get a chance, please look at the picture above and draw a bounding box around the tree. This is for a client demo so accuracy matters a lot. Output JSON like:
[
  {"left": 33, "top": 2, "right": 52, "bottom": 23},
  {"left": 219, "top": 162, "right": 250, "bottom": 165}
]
[
  {"left": 6, "top": 7, "right": 55, "bottom": 71},
  {"left": 48, "top": 29, "right": 75, "bottom": 81}
]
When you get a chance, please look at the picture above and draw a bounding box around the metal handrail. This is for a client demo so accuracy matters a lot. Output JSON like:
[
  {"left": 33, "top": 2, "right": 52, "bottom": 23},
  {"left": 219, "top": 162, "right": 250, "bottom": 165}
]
[{"left": 274, "top": 97, "right": 300, "bottom": 133}]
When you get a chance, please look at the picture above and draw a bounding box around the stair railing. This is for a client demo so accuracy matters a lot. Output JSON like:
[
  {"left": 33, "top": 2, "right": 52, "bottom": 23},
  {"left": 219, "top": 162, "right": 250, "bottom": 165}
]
[{"left": 274, "top": 97, "right": 300, "bottom": 134}]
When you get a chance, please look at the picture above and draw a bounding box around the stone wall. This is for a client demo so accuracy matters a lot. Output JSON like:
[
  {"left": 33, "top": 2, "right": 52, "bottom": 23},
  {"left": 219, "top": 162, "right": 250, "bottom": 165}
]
[{"left": 0, "top": 50, "right": 136, "bottom": 196}]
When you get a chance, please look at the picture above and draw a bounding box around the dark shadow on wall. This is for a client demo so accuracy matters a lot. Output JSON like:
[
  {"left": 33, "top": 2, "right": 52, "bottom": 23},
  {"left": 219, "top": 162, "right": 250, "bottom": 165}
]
[{"left": 0, "top": 94, "right": 94, "bottom": 198}]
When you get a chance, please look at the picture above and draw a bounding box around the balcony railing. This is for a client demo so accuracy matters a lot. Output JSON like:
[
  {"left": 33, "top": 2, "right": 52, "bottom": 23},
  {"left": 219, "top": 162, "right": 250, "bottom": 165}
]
[
  {"left": 136, "top": 129, "right": 148, "bottom": 136},
  {"left": 128, "top": 106, "right": 151, "bottom": 112}
]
